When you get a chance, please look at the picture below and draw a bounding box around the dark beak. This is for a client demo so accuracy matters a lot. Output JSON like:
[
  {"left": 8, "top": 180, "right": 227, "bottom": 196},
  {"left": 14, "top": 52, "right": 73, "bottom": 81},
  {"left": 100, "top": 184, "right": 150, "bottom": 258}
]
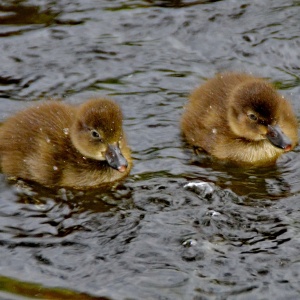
[
  {"left": 105, "top": 144, "right": 128, "bottom": 172},
  {"left": 266, "top": 124, "right": 292, "bottom": 152}
]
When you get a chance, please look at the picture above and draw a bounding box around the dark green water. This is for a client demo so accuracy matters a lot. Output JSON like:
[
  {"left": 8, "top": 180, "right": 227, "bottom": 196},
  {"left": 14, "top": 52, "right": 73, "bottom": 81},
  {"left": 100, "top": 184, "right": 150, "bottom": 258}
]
[{"left": 0, "top": 0, "right": 300, "bottom": 299}]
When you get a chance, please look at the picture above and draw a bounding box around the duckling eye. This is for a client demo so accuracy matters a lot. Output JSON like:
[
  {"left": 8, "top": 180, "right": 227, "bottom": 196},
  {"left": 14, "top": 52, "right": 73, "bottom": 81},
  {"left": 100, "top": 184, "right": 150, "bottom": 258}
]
[
  {"left": 248, "top": 113, "right": 258, "bottom": 121},
  {"left": 90, "top": 129, "right": 102, "bottom": 140}
]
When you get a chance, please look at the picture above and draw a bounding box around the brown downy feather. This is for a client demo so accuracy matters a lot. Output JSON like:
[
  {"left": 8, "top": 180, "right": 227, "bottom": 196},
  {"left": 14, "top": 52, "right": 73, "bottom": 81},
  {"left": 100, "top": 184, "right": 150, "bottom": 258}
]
[{"left": 0, "top": 98, "right": 132, "bottom": 188}]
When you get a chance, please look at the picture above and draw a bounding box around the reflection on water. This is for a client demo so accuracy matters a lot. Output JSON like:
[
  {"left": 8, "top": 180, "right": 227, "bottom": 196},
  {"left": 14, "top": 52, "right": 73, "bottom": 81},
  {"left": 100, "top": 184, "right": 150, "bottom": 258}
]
[
  {"left": 0, "top": 275, "right": 108, "bottom": 300},
  {"left": 0, "top": 3, "right": 58, "bottom": 27},
  {"left": 0, "top": 0, "right": 300, "bottom": 299}
]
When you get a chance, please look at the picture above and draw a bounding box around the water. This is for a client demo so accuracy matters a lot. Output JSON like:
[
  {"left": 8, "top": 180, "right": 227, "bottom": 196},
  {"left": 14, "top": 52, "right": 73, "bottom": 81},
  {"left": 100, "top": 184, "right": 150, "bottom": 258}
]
[{"left": 0, "top": 0, "right": 300, "bottom": 299}]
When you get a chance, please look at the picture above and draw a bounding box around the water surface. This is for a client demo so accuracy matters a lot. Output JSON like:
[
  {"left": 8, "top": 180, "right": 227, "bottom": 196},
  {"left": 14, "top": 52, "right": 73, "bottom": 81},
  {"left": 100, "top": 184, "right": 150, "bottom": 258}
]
[{"left": 0, "top": 0, "right": 300, "bottom": 299}]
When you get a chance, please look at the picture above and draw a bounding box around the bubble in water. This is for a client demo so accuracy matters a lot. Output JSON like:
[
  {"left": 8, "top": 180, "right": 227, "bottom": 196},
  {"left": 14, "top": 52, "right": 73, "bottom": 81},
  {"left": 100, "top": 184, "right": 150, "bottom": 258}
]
[{"left": 182, "top": 238, "right": 197, "bottom": 247}]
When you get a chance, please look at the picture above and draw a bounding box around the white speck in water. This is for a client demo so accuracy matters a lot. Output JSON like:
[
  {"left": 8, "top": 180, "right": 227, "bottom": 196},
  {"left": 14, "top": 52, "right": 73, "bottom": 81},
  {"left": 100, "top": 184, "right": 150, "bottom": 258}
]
[
  {"left": 212, "top": 128, "right": 217, "bottom": 134},
  {"left": 63, "top": 128, "right": 69, "bottom": 135},
  {"left": 46, "top": 137, "right": 51, "bottom": 143},
  {"left": 82, "top": 156, "right": 86, "bottom": 160},
  {"left": 209, "top": 105, "right": 212, "bottom": 109},
  {"left": 39, "top": 128, "right": 43, "bottom": 132},
  {"left": 53, "top": 166, "right": 58, "bottom": 171},
  {"left": 34, "top": 204, "right": 46, "bottom": 210}
]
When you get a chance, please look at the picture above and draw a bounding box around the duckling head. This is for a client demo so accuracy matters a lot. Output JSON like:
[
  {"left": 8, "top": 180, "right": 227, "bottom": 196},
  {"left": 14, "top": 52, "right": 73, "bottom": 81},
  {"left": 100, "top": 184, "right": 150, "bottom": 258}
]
[
  {"left": 70, "top": 98, "right": 128, "bottom": 172},
  {"left": 227, "top": 80, "right": 292, "bottom": 151}
]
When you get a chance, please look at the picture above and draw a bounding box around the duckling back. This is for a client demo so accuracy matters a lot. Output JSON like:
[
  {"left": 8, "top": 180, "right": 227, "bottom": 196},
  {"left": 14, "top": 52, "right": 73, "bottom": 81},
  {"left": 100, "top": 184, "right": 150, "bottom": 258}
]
[
  {"left": 0, "top": 102, "right": 73, "bottom": 183},
  {"left": 181, "top": 72, "right": 298, "bottom": 165}
]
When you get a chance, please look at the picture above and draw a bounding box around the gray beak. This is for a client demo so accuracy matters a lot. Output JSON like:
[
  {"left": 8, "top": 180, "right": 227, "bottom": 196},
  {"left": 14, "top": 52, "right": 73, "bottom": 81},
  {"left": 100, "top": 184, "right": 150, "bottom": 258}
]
[
  {"left": 266, "top": 124, "right": 292, "bottom": 151},
  {"left": 105, "top": 144, "right": 128, "bottom": 172}
]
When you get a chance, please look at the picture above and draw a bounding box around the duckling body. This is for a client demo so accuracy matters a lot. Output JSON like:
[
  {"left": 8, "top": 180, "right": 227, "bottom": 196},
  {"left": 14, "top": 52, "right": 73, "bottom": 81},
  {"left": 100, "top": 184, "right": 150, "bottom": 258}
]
[
  {"left": 181, "top": 72, "right": 298, "bottom": 165},
  {"left": 0, "top": 98, "right": 132, "bottom": 188}
]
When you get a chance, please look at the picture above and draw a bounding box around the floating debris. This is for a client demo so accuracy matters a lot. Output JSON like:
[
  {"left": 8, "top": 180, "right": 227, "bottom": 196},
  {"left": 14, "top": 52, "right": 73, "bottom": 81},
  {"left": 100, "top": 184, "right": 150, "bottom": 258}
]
[{"left": 182, "top": 238, "right": 197, "bottom": 248}]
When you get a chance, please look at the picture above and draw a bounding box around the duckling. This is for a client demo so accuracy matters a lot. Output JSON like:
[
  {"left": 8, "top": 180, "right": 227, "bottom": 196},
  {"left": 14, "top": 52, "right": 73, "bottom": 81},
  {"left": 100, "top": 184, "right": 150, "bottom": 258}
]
[
  {"left": 181, "top": 72, "right": 298, "bottom": 165},
  {"left": 0, "top": 97, "right": 132, "bottom": 188}
]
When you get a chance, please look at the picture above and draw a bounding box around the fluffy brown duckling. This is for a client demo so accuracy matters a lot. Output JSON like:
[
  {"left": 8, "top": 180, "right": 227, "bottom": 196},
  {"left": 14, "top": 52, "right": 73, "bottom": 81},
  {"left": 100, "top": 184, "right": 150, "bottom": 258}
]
[
  {"left": 181, "top": 72, "right": 298, "bottom": 165},
  {"left": 0, "top": 97, "right": 132, "bottom": 188}
]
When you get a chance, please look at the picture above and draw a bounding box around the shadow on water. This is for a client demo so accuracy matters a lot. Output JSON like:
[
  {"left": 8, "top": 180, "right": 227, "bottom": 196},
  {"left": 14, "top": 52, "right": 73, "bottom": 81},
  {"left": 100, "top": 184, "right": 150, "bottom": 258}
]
[
  {"left": 144, "top": 0, "right": 223, "bottom": 8},
  {"left": 104, "top": 0, "right": 222, "bottom": 10},
  {"left": 10, "top": 178, "right": 135, "bottom": 215}
]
